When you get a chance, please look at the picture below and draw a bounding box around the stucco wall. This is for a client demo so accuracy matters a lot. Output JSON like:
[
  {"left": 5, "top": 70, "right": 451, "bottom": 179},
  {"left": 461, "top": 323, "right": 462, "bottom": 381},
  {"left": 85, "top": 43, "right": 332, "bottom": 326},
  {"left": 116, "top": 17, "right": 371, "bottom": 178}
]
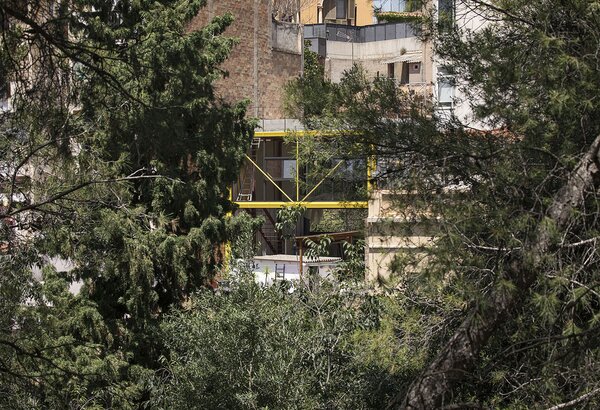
[
  {"left": 323, "top": 36, "right": 431, "bottom": 83},
  {"left": 300, "top": 0, "right": 374, "bottom": 26}
]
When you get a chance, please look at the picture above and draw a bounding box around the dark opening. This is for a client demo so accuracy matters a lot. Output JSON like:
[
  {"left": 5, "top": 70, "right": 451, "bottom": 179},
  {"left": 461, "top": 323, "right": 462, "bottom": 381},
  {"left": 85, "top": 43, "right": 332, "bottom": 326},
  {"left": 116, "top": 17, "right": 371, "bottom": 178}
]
[{"left": 336, "top": 0, "right": 347, "bottom": 19}]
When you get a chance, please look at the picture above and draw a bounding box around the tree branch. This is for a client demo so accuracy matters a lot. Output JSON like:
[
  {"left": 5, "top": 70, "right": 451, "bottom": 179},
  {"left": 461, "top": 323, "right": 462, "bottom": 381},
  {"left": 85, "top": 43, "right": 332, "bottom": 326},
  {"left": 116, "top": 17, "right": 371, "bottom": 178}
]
[
  {"left": 2, "top": 172, "right": 174, "bottom": 219},
  {"left": 393, "top": 134, "right": 600, "bottom": 409},
  {"left": 544, "top": 387, "right": 600, "bottom": 410}
]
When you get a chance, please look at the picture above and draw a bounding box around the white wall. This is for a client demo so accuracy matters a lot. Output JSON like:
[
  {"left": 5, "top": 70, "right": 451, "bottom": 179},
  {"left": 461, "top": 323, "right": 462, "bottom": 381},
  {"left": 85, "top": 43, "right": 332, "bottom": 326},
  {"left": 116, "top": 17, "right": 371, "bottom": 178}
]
[
  {"left": 324, "top": 36, "right": 425, "bottom": 82},
  {"left": 432, "top": 0, "right": 491, "bottom": 129}
]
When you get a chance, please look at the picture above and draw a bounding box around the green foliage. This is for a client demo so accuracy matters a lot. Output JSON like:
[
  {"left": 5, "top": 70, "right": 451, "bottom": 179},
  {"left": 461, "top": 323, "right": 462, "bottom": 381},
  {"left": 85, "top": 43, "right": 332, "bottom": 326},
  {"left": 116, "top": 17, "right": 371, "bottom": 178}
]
[
  {"left": 312, "top": 208, "right": 367, "bottom": 232},
  {"left": 275, "top": 204, "right": 305, "bottom": 238},
  {"left": 1, "top": 0, "right": 252, "bottom": 406},
  {"left": 284, "top": 41, "right": 334, "bottom": 121},
  {"left": 375, "top": 12, "right": 423, "bottom": 24},
  {"left": 288, "top": 0, "right": 600, "bottom": 407},
  {"left": 152, "top": 280, "right": 408, "bottom": 409},
  {"left": 303, "top": 235, "right": 331, "bottom": 259},
  {"left": 227, "top": 211, "right": 264, "bottom": 261},
  {"left": 335, "top": 240, "right": 366, "bottom": 280}
]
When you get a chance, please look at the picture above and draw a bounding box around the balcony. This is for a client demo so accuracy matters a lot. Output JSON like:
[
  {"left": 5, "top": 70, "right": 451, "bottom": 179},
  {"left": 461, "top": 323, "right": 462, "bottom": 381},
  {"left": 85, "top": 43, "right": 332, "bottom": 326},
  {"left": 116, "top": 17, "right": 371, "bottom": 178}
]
[{"left": 304, "top": 21, "right": 419, "bottom": 44}]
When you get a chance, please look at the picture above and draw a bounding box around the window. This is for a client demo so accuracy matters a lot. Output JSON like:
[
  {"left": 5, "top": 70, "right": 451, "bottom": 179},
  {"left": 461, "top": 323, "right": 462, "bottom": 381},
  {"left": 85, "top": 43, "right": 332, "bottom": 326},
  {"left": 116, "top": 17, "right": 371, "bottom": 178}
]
[
  {"left": 336, "top": 0, "right": 347, "bottom": 19},
  {"left": 387, "top": 63, "right": 395, "bottom": 79},
  {"left": 438, "top": 0, "right": 455, "bottom": 31},
  {"left": 373, "top": 0, "right": 407, "bottom": 12},
  {"left": 282, "top": 160, "right": 297, "bottom": 180},
  {"left": 437, "top": 68, "right": 455, "bottom": 107}
]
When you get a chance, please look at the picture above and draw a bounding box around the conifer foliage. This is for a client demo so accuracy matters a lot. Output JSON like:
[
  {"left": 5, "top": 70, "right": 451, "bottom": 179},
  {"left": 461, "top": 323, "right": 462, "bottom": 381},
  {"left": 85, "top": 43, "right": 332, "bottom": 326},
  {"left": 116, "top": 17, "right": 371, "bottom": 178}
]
[
  {"left": 286, "top": 1, "right": 600, "bottom": 408},
  {"left": 0, "top": 1, "right": 251, "bottom": 406}
]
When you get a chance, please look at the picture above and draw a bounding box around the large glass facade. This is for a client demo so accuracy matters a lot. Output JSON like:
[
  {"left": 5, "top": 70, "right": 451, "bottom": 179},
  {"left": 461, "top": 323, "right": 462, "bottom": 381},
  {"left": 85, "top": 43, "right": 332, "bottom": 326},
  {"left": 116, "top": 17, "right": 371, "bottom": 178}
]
[{"left": 373, "top": 0, "right": 407, "bottom": 12}]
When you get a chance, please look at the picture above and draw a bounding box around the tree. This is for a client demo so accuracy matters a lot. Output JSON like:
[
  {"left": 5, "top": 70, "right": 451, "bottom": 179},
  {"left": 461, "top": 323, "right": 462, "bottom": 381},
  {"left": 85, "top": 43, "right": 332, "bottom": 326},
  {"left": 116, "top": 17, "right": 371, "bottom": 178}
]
[
  {"left": 271, "top": 0, "right": 314, "bottom": 22},
  {"left": 152, "top": 275, "right": 402, "bottom": 410},
  {"left": 0, "top": 0, "right": 253, "bottom": 406},
  {"left": 286, "top": 0, "right": 600, "bottom": 408}
]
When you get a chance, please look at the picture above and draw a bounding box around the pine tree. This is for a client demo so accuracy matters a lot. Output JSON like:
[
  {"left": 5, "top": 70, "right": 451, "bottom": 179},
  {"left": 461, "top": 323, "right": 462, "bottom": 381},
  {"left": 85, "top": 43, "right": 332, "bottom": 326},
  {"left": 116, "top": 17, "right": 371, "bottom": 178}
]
[
  {"left": 286, "top": 1, "right": 600, "bottom": 407},
  {"left": 0, "top": 0, "right": 252, "bottom": 406}
]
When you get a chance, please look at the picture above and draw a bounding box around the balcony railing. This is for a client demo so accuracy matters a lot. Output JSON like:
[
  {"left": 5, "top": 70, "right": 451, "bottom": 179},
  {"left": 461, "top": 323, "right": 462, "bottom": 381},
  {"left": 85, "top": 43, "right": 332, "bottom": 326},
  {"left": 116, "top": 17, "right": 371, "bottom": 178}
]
[{"left": 304, "top": 22, "right": 418, "bottom": 43}]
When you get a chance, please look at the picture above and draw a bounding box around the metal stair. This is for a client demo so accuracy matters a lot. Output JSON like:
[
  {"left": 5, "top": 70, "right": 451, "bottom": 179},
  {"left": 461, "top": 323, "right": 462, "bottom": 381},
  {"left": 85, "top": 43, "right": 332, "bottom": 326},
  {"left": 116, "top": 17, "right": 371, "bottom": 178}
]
[
  {"left": 236, "top": 138, "right": 261, "bottom": 201},
  {"left": 258, "top": 209, "right": 281, "bottom": 254}
]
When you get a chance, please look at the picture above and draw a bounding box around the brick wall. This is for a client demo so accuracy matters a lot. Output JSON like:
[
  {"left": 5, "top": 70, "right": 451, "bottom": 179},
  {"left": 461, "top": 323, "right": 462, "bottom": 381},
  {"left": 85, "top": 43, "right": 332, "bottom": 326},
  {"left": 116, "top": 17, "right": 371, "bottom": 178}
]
[{"left": 189, "top": 0, "right": 302, "bottom": 120}]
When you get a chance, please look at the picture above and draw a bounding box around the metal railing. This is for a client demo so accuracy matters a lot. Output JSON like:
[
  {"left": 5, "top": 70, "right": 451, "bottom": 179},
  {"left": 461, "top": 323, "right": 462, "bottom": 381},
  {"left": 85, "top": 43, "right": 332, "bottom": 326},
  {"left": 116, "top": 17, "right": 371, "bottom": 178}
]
[{"left": 304, "top": 22, "right": 419, "bottom": 43}]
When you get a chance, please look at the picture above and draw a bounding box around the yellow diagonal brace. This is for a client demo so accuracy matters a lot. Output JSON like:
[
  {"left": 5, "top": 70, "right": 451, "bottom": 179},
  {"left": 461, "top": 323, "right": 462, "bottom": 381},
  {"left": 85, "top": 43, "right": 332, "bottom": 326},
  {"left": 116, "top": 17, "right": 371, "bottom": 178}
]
[
  {"left": 244, "top": 154, "right": 294, "bottom": 202},
  {"left": 301, "top": 160, "right": 344, "bottom": 202}
]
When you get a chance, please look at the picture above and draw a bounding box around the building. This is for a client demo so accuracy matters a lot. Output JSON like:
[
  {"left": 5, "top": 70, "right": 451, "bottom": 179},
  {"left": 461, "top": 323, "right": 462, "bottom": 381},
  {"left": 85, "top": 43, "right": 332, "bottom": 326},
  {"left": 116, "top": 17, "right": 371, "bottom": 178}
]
[
  {"left": 192, "top": 1, "right": 479, "bottom": 285},
  {"left": 189, "top": 1, "right": 304, "bottom": 119},
  {"left": 299, "top": 0, "right": 375, "bottom": 26}
]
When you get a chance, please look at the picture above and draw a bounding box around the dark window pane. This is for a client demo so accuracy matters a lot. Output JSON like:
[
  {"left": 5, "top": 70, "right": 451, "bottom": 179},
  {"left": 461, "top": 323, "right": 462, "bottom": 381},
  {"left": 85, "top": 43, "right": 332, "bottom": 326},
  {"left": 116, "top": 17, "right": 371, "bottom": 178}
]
[{"left": 336, "top": 0, "right": 347, "bottom": 19}]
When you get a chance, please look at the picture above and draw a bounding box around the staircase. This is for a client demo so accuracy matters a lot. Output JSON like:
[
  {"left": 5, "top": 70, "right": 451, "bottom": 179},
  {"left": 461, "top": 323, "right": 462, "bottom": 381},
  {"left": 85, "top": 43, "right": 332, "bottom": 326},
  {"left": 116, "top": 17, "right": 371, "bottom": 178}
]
[
  {"left": 236, "top": 138, "right": 261, "bottom": 201},
  {"left": 258, "top": 209, "right": 282, "bottom": 254}
]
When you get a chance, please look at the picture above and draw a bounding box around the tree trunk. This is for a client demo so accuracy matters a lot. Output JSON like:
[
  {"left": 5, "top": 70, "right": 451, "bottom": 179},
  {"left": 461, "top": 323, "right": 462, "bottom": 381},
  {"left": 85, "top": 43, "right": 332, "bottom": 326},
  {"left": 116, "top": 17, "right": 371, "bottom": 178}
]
[{"left": 392, "top": 135, "right": 600, "bottom": 409}]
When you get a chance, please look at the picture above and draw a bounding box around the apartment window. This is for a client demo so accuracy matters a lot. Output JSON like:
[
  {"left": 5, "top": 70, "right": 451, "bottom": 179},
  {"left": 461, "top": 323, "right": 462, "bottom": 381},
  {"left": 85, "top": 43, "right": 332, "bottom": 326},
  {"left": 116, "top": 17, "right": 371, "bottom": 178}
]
[
  {"left": 437, "top": 68, "right": 455, "bottom": 107},
  {"left": 374, "top": 0, "right": 407, "bottom": 12},
  {"left": 336, "top": 0, "right": 347, "bottom": 19},
  {"left": 399, "top": 62, "right": 423, "bottom": 84},
  {"left": 438, "top": 0, "right": 455, "bottom": 31}
]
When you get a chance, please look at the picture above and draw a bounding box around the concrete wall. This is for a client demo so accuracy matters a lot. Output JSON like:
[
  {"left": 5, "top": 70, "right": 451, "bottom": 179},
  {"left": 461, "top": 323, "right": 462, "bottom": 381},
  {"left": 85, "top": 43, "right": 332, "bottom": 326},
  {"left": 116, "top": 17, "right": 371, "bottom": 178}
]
[
  {"left": 365, "top": 190, "right": 436, "bottom": 283},
  {"left": 432, "top": 0, "right": 489, "bottom": 129},
  {"left": 322, "top": 36, "right": 432, "bottom": 84},
  {"left": 189, "top": 0, "right": 302, "bottom": 119},
  {"left": 272, "top": 20, "right": 302, "bottom": 54}
]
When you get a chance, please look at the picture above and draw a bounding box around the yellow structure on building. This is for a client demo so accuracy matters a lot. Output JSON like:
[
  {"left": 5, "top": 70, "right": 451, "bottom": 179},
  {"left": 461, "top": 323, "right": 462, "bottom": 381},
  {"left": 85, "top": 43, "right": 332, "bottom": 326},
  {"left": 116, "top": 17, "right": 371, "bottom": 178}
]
[{"left": 299, "top": 0, "right": 374, "bottom": 26}]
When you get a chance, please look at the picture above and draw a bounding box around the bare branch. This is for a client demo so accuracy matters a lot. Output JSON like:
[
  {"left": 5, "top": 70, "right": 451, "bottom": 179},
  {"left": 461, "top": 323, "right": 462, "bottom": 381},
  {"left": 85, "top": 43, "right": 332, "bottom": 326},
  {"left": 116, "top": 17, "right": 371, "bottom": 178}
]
[
  {"left": 544, "top": 387, "right": 600, "bottom": 410},
  {"left": 2, "top": 172, "right": 178, "bottom": 219}
]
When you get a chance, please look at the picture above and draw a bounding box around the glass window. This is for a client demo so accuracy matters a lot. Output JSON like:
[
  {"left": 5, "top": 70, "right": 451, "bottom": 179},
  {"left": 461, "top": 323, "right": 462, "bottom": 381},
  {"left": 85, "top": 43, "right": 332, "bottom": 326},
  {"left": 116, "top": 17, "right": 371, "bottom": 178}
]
[
  {"left": 438, "top": 69, "right": 455, "bottom": 106},
  {"left": 374, "top": 0, "right": 407, "bottom": 12},
  {"left": 282, "top": 160, "right": 297, "bottom": 180},
  {"left": 438, "top": 0, "right": 455, "bottom": 31},
  {"left": 336, "top": 0, "right": 347, "bottom": 19}
]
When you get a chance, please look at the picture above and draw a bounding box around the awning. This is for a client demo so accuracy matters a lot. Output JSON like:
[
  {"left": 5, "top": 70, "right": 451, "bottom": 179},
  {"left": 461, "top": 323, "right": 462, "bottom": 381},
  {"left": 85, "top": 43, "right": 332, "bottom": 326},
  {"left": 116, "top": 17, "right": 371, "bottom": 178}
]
[{"left": 384, "top": 51, "right": 423, "bottom": 64}]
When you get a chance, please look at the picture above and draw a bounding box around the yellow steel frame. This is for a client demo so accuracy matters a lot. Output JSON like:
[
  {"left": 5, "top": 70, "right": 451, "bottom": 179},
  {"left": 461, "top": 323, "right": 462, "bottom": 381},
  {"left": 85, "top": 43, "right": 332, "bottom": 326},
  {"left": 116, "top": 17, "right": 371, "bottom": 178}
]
[
  {"left": 233, "top": 130, "right": 372, "bottom": 210},
  {"left": 236, "top": 201, "right": 368, "bottom": 209}
]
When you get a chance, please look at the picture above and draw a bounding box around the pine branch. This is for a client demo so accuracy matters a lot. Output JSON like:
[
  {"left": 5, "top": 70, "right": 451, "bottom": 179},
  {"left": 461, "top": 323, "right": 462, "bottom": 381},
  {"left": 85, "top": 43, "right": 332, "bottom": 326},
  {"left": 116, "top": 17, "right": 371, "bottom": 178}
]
[{"left": 394, "top": 134, "right": 600, "bottom": 409}]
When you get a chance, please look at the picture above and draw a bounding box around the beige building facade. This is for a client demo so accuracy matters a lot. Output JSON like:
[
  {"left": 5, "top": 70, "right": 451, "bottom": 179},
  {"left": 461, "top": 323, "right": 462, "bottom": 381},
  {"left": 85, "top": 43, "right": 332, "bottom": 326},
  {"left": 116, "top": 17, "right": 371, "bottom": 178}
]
[
  {"left": 300, "top": 0, "right": 374, "bottom": 26},
  {"left": 191, "top": 1, "right": 478, "bottom": 284}
]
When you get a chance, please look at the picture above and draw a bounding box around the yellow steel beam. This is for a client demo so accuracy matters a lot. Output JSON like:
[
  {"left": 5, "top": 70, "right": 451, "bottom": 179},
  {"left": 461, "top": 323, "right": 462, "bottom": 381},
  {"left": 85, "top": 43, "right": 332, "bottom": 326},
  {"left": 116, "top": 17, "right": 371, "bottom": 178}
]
[
  {"left": 301, "top": 160, "right": 344, "bottom": 202},
  {"left": 235, "top": 201, "right": 367, "bottom": 209},
  {"left": 244, "top": 154, "right": 294, "bottom": 202},
  {"left": 254, "top": 130, "right": 347, "bottom": 138}
]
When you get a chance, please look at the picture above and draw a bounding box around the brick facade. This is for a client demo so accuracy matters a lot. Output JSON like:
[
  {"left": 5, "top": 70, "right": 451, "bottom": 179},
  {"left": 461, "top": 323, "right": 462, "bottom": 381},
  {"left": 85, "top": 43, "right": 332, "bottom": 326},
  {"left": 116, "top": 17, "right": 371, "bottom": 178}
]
[{"left": 189, "top": 0, "right": 302, "bottom": 120}]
